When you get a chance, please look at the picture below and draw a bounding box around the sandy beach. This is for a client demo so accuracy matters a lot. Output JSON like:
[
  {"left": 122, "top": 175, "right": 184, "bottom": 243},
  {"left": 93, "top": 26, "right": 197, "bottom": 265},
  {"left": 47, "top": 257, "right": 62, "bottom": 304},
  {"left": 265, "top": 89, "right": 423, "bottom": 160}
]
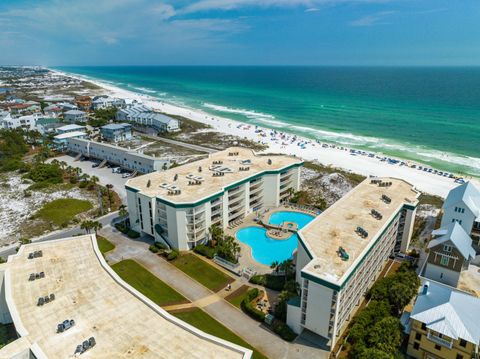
[{"left": 51, "top": 69, "right": 479, "bottom": 198}]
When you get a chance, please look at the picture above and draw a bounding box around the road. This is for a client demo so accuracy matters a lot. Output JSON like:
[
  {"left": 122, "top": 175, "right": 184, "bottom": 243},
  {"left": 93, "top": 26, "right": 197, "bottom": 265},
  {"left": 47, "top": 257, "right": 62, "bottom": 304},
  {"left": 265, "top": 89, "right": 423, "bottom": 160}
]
[
  {"left": 140, "top": 133, "right": 218, "bottom": 154},
  {"left": 0, "top": 211, "right": 119, "bottom": 259}
]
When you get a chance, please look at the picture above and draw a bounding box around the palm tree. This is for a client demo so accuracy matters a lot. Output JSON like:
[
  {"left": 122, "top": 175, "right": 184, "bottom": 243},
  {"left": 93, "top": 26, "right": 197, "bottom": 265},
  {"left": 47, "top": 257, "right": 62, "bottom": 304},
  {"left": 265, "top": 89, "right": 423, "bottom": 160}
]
[
  {"left": 91, "top": 221, "right": 103, "bottom": 234},
  {"left": 74, "top": 167, "right": 82, "bottom": 180},
  {"left": 106, "top": 184, "right": 114, "bottom": 209},
  {"left": 118, "top": 204, "right": 128, "bottom": 218},
  {"left": 270, "top": 260, "right": 280, "bottom": 273},
  {"left": 80, "top": 220, "right": 93, "bottom": 234},
  {"left": 59, "top": 161, "right": 67, "bottom": 171}
]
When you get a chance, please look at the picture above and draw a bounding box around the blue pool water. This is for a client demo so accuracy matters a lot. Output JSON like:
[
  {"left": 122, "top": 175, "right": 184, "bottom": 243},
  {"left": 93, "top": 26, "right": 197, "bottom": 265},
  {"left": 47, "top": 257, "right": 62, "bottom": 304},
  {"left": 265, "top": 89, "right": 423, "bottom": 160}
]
[
  {"left": 236, "top": 211, "right": 315, "bottom": 265},
  {"left": 268, "top": 211, "right": 315, "bottom": 229},
  {"left": 236, "top": 227, "right": 299, "bottom": 266}
]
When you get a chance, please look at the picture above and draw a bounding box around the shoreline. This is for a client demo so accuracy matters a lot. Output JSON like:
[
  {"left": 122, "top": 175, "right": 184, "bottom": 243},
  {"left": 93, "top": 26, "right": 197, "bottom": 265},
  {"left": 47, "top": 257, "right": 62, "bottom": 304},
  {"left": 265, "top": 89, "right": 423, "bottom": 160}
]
[{"left": 50, "top": 68, "right": 480, "bottom": 198}]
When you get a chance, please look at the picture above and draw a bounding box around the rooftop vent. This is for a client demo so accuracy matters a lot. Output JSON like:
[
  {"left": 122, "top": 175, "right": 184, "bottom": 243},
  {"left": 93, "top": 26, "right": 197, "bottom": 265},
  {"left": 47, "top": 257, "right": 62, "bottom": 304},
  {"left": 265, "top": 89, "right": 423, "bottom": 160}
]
[
  {"left": 356, "top": 226, "right": 368, "bottom": 238},
  {"left": 160, "top": 182, "right": 169, "bottom": 188},
  {"left": 212, "top": 160, "right": 223, "bottom": 165},
  {"left": 228, "top": 151, "right": 239, "bottom": 156},
  {"left": 338, "top": 246, "right": 349, "bottom": 261},
  {"left": 370, "top": 179, "right": 381, "bottom": 184},
  {"left": 240, "top": 159, "right": 252, "bottom": 165},
  {"left": 174, "top": 174, "right": 178, "bottom": 181},
  {"left": 381, "top": 194, "right": 392, "bottom": 204},
  {"left": 267, "top": 159, "right": 272, "bottom": 165},
  {"left": 371, "top": 209, "right": 383, "bottom": 220},
  {"left": 379, "top": 181, "right": 392, "bottom": 187},
  {"left": 28, "top": 250, "right": 43, "bottom": 259},
  {"left": 239, "top": 167, "right": 250, "bottom": 171},
  {"left": 146, "top": 179, "right": 151, "bottom": 188},
  {"left": 29, "top": 272, "right": 45, "bottom": 281}
]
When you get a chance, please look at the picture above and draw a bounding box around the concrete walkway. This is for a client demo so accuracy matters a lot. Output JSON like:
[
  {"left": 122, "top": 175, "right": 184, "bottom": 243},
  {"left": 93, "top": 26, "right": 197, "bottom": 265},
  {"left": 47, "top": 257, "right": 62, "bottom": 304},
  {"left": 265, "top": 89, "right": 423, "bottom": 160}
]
[{"left": 101, "top": 226, "right": 328, "bottom": 359}]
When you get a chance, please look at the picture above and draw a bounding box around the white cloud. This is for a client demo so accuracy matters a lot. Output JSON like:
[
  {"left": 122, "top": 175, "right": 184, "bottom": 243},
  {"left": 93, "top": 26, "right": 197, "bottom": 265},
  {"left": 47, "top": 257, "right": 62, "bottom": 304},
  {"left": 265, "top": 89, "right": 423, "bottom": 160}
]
[{"left": 349, "top": 10, "right": 395, "bottom": 26}]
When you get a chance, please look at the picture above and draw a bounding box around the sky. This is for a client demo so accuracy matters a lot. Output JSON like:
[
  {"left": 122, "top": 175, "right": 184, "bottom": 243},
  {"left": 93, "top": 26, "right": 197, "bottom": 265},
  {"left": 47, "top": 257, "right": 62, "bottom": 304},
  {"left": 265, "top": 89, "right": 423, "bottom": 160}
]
[{"left": 0, "top": 0, "right": 479, "bottom": 66}]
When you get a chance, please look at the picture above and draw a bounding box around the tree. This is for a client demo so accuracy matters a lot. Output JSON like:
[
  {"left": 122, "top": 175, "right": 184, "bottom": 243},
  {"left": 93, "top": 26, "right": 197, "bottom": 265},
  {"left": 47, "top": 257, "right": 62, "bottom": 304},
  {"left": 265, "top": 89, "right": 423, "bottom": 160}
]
[
  {"left": 105, "top": 184, "right": 114, "bottom": 209},
  {"left": 80, "top": 220, "right": 94, "bottom": 234},
  {"left": 118, "top": 204, "right": 128, "bottom": 218},
  {"left": 91, "top": 221, "right": 103, "bottom": 234},
  {"left": 365, "top": 317, "right": 402, "bottom": 355}
]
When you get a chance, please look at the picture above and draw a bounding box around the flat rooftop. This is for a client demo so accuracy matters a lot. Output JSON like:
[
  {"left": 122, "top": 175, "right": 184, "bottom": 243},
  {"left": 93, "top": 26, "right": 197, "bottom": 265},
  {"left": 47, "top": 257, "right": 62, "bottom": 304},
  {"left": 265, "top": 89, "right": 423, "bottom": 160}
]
[
  {"left": 0, "top": 235, "right": 249, "bottom": 359},
  {"left": 126, "top": 147, "right": 302, "bottom": 203},
  {"left": 299, "top": 178, "right": 419, "bottom": 287},
  {"left": 53, "top": 131, "right": 86, "bottom": 139}
]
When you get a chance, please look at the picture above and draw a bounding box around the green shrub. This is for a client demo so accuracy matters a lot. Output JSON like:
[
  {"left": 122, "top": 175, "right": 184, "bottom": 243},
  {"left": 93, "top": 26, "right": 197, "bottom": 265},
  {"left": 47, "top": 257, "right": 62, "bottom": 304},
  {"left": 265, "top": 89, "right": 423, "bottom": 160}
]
[
  {"left": 249, "top": 274, "right": 285, "bottom": 291},
  {"left": 149, "top": 245, "right": 159, "bottom": 253},
  {"left": 167, "top": 250, "right": 179, "bottom": 261},
  {"left": 127, "top": 230, "right": 140, "bottom": 238},
  {"left": 240, "top": 288, "right": 265, "bottom": 322},
  {"left": 154, "top": 242, "right": 167, "bottom": 250},
  {"left": 78, "top": 181, "right": 88, "bottom": 188},
  {"left": 194, "top": 244, "right": 216, "bottom": 259},
  {"left": 115, "top": 223, "right": 128, "bottom": 234},
  {"left": 271, "top": 321, "right": 296, "bottom": 341}
]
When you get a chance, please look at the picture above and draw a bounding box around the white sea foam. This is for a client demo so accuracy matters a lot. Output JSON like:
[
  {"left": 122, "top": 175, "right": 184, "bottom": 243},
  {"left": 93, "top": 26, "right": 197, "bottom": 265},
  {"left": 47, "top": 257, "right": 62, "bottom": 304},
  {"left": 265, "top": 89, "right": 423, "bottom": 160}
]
[
  {"left": 203, "top": 102, "right": 275, "bottom": 120},
  {"left": 132, "top": 86, "right": 156, "bottom": 94}
]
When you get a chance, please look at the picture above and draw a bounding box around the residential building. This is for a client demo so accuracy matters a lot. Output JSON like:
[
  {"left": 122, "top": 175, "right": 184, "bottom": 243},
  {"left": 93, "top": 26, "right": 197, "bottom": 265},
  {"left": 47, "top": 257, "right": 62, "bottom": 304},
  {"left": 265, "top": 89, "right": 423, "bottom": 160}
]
[
  {"left": 56, "top": 102, "right": 78, "bottom": 112},
  {"left": 0, "top": 113, "right": 44, "bottom": 130},
  {"left": 286, "top": 178, "right": 419, "bottom": 349},
  {"left": 64, "top": 109, "right": 87, "bottom": 123},
  {"left": 116, "top": 105, "right": 180, "bottom": 132},
  {"left": 100, "top": 123, "right": 132, "bottom": 142},
  {"left": 7, "top": 101, "right": 40, "bottom": 115},
  {"left": 43, "top": 104, "right": 63, "bottom": 118},
  {"left": 74, "top": 95, "right": 92, "bottom": 110},
  {"left": 36, "top": 117, "right": 61, "bottom": 135},
  {"left": 53, "top": 131, "right": 87, "bottom": 148},
  {"left": 405, "top": 280, "right": 480, "bottom": 359},
  {"left": 0, "top": 235, "right": 251, "bottom": 359},
  {"left": 92, "top": 96, "right": 125, "bottom": 110},
  {"left": 66, "top": 138, "right": 169, "bottom": 174},
  {"left": 441, "top": 181, "right": 480, "bottom": 243},
  {"left": 56, "top": 123, "right": 86, "bottom": 135},
  {"left": 423, "top": 222, "right": 476, "bottom": 287},
  {"left": 125, "top": 147, "right": 302, "bottom": 250}
]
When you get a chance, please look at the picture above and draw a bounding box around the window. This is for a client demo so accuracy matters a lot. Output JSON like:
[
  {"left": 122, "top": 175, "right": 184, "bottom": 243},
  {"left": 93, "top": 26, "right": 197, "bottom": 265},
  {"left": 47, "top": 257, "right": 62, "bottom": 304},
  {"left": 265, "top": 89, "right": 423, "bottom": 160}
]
[
  {"left": 440, "top": 256, "right": 450, "bottom": 266},
  {"left": 413, "top": 342, "right": 420, "bottom": 350},
  {"left": 456, "top": 354, "right": 463, "bottom": 359},
  {"left": 459, "top": 339, "right": 467, "bottom": 347},
  {"left": 415, "top": 333, "right": 421, "bottom": 341},
  {"left": 434, "top": 344, "right": 441, "bottom": 351},
  {"left": 421, "top": 323, "right": 427, "bottom": 330},
  {"left": 443, "top": 245, "right": 452, "bottom": 252},
  {"left": 454, "top": 207, "right": 458, "bottom": 212},
  {"left": 452, "top": 218, "right": 456, "bottom": 223}
]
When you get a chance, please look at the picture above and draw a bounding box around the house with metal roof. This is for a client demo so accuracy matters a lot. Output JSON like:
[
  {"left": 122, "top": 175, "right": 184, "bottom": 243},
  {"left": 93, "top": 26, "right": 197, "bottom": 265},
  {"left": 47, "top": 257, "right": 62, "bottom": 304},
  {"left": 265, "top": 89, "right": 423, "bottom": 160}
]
[
  {"left": 100, "top": 123, "right": 132, "bottom": 142},
  {"left": 423, "top": 222, "right": 476, "bottom": 287},
  {"left": 441, "top": 181, "right": 480, "bottom": 242},
  {"left": 64, "top": 109, "right": 87, "bottom": 123},
  {"left": 406, "top": 280, "right": 480, "bottom": 359},
  {"left": 116, "top": 105, "right": 180, "bottom": 132}
]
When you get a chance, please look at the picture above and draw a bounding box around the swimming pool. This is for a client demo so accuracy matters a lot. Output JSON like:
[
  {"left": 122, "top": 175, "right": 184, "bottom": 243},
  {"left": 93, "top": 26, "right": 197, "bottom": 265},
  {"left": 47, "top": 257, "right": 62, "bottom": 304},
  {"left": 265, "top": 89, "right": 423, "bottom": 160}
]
[
  {"left": 268, "top": 211, "right": 314, "bottom": 229},
  {"left": 236, "top": 211, "right": 315, "bottom": 265},
  {"left": 236, "top": 226, "right": 299, "bottom": 265}
]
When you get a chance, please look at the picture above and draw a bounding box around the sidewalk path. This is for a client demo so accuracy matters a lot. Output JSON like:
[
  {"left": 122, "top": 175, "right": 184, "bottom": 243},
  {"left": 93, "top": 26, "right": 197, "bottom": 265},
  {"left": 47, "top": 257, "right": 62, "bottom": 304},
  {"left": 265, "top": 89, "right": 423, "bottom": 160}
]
[{"left": 101, "top": 226, "right": 328, "bottom": 359}]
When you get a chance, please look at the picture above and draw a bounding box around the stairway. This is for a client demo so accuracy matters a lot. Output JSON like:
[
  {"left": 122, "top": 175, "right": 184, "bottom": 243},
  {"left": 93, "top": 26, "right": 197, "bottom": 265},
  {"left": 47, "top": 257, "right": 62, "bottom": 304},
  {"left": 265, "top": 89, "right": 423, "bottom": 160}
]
[
  {"left": 74, "top": 153, "right": 82, "bottom": 161},
  {"left": 98, "top": 159, "right": 107, "bottom": 168}
]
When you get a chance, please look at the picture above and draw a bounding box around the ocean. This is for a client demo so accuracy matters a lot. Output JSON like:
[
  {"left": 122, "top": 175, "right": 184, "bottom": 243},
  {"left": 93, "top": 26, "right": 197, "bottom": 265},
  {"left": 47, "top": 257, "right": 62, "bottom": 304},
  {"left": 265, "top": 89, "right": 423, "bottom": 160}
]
[{"left": 56, "top": 66, "right": 480, "bottom": 177}]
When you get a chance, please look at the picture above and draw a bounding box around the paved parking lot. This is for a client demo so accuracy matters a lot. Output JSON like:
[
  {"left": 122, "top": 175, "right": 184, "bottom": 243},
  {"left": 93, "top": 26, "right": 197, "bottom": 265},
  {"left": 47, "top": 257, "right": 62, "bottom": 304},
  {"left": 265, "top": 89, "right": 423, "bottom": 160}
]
[{"left": 50, "top": 155, "right": 129, "bottom": 203}]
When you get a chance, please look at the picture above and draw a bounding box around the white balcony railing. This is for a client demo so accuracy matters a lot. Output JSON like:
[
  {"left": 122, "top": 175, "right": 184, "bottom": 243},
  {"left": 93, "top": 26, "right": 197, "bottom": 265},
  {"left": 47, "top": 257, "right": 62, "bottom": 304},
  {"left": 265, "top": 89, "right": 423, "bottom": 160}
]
[{"left": 427, "top": 332, "right": 453, "bottom": 349}]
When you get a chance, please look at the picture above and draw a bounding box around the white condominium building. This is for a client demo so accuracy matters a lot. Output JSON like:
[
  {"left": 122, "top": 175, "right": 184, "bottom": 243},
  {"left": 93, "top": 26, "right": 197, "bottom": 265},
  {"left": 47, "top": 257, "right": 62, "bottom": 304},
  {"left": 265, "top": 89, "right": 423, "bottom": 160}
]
[
  {"left": 287, "top": 178, "right": 419, "bottom": 349},
  {"left": 125, "top": 147, "right": 302, "bottom": 250}
]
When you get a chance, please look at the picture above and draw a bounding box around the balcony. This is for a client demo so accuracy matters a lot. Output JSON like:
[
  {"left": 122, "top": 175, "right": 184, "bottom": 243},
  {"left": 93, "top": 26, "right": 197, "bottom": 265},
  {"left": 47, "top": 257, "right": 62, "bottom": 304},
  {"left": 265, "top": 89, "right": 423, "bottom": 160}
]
[{"left": 427, "top": 332, "right": 453, "bottom": 349}]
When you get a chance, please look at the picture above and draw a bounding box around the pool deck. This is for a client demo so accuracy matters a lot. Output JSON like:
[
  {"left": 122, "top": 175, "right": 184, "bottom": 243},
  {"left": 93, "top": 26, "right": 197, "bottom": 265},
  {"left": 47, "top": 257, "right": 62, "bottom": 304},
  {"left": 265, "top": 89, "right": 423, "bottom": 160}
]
[{"left": 228, "top": 206, "right": 318, "bottom": 274}]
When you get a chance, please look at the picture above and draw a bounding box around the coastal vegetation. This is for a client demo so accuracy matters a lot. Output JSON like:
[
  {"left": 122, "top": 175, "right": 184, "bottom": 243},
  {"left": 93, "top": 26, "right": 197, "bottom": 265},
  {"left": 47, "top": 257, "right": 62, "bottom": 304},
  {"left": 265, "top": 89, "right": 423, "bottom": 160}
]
[
  {"left": 35, "top": 198, "right": 93, "bottom": 228},
  {"left": 96, "top": 235, "right": 115, "bottom": 255},
  {"left": 345, "top": 262, "right": 420, "bottom": 358},
  {"left": 112, "top": 259, "right": 188, "bottom": 306},
  {"left": 193, "top": 225, "right": 241, "bottom": 264},
  {"left": 0, "top": 129, "right": 30, "bottom": 172},
  {"left": 304, "top": 161, "right": 366, "bottom": 186}
]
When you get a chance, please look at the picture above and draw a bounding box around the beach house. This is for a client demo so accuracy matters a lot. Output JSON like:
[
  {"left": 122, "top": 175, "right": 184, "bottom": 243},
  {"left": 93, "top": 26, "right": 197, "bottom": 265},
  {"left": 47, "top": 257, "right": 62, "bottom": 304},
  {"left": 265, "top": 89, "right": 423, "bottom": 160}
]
[
  {"left": 116, "top": 105, "right": 180, "bottom": 133},
  {"left": 53, "top": 131, "right": 87, "bottom": 149},
  {"left": 92, "top": 96, "right": 125, "bottom": 110},
  {"left": 100, "top": 123, "right": 132, "bottom": 142},
  {"left": 64, "top": 109, "right": 87, "bottom": 123},
  {"left": 125, "top": 147, "right": 302, "bottom": 250},
  {"left": 405, "top": 280, "right": 480, "bottom": 359},
  {"left": 285, "top": 178, "right": 419, "bottom": 349}
]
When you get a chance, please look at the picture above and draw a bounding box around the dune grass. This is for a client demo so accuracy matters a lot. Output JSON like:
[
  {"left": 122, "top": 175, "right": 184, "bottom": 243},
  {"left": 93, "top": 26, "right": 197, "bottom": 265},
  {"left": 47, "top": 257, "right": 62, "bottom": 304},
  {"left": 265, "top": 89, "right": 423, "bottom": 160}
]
[{"left": 36, "top": 198, "right": 92, "bottom": 227}]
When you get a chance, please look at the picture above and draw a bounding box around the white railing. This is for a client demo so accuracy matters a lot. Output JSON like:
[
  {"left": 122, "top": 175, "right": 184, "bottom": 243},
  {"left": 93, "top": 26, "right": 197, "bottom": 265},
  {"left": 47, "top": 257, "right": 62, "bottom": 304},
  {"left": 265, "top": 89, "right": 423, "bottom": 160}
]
[{"left": 427, "top": 332, "right": 453, "bottom": 349}]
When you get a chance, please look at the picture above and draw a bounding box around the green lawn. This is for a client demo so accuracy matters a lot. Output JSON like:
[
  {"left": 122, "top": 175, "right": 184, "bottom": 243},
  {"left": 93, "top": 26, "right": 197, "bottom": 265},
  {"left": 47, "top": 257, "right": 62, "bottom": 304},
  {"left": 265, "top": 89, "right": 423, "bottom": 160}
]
[
  {"left": 0, "top": 323, "right": 17, "bottom": 349},
  {"left": 172, "top": 254, "right": 233, "bottom": 292},
  {"left": 111, "top": 259, "right": 188, "bottom": 306},
  {"left": 36, "top": 198, "right": 93, "bottom": 227},
  {"left": 171, "top": 308, "right": 268, "bottom": 359},
  {"left": 226, "top": 285, "right": 251, "bottom": 309},
  {"left": 96, "top": 235, "right": 115, "bottom": 254}
]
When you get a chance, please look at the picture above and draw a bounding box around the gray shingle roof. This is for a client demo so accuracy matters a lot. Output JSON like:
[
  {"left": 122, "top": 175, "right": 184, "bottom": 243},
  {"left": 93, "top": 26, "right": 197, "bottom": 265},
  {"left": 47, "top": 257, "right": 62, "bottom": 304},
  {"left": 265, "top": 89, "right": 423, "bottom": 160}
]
[{"left": 429, "top": 222, "right": 476, "bottom": 260}]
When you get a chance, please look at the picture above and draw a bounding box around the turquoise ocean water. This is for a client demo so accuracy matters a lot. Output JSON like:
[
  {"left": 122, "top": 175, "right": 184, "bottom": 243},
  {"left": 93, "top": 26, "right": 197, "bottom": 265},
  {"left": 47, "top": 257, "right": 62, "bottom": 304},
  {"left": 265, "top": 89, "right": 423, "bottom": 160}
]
[{"left": 56, "top": 66, "right": 480, "bottom": 177}]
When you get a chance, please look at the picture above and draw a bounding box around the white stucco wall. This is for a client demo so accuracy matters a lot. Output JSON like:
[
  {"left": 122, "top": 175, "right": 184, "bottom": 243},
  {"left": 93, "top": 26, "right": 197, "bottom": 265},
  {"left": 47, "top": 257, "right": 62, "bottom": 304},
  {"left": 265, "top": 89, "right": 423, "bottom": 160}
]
[{"left": 424, "top": 263, "right": 460, "bottom": 287}]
